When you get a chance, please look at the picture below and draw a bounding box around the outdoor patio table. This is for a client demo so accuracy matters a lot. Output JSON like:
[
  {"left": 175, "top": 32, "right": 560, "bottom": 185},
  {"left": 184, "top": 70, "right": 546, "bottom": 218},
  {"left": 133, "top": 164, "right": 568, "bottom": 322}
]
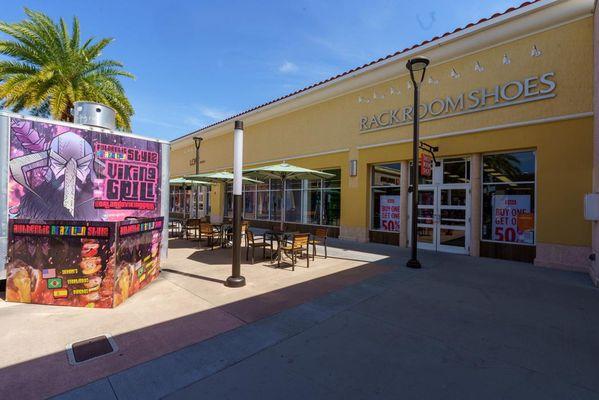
[
  {"left": 264, "top": 230, "right": 300, "bottom": 265},
  {"left": 212, "top": 223, "right": 233, "bottom": 248},
  {"left": 168, "top": 218, "right": 184, "bottom": 238}
]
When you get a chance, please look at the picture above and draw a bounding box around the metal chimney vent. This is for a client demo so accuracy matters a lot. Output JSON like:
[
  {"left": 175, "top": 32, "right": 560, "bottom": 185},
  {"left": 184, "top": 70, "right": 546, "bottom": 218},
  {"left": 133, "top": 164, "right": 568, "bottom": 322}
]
[{"left": 73, "top": 101, "right": 116, "bottom": 130}]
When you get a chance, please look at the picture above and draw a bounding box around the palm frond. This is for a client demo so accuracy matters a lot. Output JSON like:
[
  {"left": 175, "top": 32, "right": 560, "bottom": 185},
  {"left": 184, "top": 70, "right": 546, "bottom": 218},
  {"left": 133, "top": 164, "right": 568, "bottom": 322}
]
[{"left": 0, "top": 8, "right": 134, "bottom": 128}]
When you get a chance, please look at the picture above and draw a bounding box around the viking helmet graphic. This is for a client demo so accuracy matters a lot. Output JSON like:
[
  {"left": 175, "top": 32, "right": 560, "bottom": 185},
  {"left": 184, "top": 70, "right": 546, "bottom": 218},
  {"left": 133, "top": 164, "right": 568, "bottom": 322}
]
[{"left": 10, "top": 131, "right": 98, "bottom": 216}]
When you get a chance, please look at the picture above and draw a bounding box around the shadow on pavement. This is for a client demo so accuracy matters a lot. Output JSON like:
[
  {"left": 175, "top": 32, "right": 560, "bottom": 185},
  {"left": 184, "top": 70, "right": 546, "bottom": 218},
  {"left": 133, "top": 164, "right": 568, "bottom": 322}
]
[
  {"left": 161, "top": 268, "right": 227, "bottom": 285},
  {"left": 0, "top": 247, "right": 395, "bottom": 400}
]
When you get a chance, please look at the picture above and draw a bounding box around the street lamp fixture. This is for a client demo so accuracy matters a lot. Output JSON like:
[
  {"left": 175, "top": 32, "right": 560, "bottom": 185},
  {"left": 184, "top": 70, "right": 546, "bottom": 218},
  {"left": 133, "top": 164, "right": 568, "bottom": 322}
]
[{"left": 405, "top": 56, "right": 429, "bottom": 269}]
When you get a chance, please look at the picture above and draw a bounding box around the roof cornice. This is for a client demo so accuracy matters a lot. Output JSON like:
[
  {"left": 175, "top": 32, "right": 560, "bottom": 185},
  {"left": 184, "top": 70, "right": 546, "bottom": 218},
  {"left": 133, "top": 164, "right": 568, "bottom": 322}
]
[{"left": 171, "top": 0, "right": 594, "bottom": 149}]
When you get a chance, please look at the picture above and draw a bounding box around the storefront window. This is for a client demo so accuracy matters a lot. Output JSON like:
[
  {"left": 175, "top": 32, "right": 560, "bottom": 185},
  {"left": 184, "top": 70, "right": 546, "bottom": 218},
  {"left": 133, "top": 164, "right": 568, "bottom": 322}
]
[
  {"left": 371, "top": 163, "right": 401, "bottom": 232},
  {"left": 482, "top": 151, "right": 535, "bottom": 245},
  {"left": 243, "top": 184, "right": 256, "bottom": 219},
  {"left": 224, "top": 183, "right": 233, "bottom": 217},
  {"left": 238, "top": 168, "right": 340, "bottom": 226},
  {"left": 322, "top": 188, "right": 340, "bottom": 226},
  {"left": 270, "top": 188, "right": 282, "bottom": 221},
  {"left": 304, "top": 189, "right": 321, "bottom": 224},
  {"left": 256, "top": 183, "right": 270, "bottom": 220},
  {"left": 321, "top": 169, "right": 341, "bottom": 226},
  {"left": 443, "top": 157, "right": 470, "bottom": 184},
  {"left": 170, "top": 185, "right": 207, "bottom": 217},
  {"left": 285, "top": 183, "right": 303, "bottom": 223}
]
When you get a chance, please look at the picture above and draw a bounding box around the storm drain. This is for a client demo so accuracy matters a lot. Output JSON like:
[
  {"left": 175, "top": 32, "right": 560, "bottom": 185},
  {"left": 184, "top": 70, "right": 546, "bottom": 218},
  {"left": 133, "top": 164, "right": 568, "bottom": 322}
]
[{"left": 66, "top": 334, "right": 118, "bottom": 365}]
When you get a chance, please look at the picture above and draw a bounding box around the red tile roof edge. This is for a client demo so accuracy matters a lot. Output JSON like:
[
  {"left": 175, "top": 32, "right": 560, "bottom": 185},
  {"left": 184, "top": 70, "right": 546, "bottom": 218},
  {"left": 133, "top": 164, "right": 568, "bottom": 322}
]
[{"left": 174, "top": 0, "right": 542, "bottom": 142}]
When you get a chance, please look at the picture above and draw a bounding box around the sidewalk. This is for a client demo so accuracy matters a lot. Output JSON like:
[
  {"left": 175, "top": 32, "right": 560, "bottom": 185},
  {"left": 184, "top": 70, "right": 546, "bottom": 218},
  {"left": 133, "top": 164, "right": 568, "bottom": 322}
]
[{"left": 54, "top": 247, "right": 599, "bottom": 400}]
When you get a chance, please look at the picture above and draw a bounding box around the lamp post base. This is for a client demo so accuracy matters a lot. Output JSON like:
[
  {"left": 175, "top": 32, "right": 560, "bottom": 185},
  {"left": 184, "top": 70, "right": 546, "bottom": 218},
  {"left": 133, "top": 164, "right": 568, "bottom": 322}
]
[
  {"left": 406, "top": 258, "right": 422, "bottom": 269},
  {"left": 226, "top": 275, "right": 246, "bottom": 287}
]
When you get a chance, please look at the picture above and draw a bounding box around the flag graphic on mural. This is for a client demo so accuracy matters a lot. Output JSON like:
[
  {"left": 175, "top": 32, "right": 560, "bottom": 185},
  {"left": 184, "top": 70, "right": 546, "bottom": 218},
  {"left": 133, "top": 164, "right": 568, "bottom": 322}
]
[
  {"left": 42, "top": 269, "right": 56, "bottom": 279},
  {"left": 47, "top": 277, "right": 62, "bottom": 289}
]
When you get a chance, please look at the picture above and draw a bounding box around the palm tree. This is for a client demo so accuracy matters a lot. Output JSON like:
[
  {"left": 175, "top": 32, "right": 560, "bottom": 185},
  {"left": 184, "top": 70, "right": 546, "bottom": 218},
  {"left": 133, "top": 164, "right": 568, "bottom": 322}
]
[{"left": 0, "top": 9, "right": 134, "bottom": 129}]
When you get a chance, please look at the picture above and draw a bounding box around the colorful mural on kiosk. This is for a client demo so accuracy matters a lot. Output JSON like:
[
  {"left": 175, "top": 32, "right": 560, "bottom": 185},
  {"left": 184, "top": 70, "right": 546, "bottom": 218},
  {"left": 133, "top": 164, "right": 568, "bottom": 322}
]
[
  {"left": 5, "top": 117, "right": 164, "bottom": 308},
  {"left": 8, "top": 117, "right": 161, "bottom": 221}
]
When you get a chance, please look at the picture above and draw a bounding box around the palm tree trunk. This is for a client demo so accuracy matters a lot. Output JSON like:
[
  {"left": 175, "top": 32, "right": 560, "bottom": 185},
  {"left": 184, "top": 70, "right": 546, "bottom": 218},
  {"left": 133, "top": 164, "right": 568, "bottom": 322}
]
[{"left": 61, "top": 101, "right": 74, "bottom": 122}]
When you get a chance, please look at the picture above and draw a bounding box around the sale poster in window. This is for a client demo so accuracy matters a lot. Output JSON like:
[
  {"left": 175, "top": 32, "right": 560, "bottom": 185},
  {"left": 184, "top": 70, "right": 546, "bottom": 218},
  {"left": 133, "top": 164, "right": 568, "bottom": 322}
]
[
  {"left": 491, "top": 195, "right": 533, "bottom": 244},
  {"left": 380, "top": 195, "right": 400, "bottom": 232}
]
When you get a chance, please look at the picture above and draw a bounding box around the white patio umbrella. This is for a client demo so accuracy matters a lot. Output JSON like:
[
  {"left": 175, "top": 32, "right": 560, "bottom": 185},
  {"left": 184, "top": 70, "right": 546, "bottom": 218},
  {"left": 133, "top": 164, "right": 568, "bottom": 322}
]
[{"left": 243, "top": 162, "right": 334, "bottom": 230}]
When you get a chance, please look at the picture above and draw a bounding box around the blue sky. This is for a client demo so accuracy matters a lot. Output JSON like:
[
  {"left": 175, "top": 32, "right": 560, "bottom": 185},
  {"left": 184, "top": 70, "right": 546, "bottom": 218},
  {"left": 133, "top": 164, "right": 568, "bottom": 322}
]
[{"left": 1, "top": 0, "right": 524, "bottom": 140}]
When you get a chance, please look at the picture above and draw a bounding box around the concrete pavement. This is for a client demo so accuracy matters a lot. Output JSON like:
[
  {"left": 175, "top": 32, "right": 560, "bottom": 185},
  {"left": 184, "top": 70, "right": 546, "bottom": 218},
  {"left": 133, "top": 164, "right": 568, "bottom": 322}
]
[
  {"left": 0, "top": 237, "right": 393, "bottom": 399},
  {"left": 54, "top": 244, "right": 599, "bottom": 400}
]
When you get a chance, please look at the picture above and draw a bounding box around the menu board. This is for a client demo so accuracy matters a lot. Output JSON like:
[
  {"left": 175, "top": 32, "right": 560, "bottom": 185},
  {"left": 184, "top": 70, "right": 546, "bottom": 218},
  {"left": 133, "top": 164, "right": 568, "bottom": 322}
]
[
  {"left": 113, "top": 219, "right": 163, "bottom": 307},
  {"left": 6, "top": 220, "right": 114, "bottom": 308},
  {"left": 5, "top": 218, "right": 163, "bottom": 308}
]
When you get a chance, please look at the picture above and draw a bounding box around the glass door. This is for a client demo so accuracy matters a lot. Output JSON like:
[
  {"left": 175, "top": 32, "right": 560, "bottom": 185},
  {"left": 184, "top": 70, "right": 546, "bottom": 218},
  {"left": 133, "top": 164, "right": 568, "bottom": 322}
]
[
  {"left": 437, "top": 184, "right": 469, "bottom": 254},
  {"left": 409, "top": 185, "right": 470, "bottom": 254},
  {"left": 415, "top": 185, "right": 436, "bottom": 251}
]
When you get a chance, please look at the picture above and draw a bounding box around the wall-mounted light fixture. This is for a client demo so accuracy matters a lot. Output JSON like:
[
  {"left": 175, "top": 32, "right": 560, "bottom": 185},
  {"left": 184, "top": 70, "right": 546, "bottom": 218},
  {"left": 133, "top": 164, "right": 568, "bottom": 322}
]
[{"left": 349, "top": 159, "right": 358, "bottom": 177}]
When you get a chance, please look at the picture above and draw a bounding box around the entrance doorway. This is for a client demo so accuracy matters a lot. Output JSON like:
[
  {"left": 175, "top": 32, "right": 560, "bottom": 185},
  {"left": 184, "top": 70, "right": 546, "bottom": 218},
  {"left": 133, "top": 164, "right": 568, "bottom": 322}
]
[{"left": 408, "top": 157, "right": 471, "bottom": 254}]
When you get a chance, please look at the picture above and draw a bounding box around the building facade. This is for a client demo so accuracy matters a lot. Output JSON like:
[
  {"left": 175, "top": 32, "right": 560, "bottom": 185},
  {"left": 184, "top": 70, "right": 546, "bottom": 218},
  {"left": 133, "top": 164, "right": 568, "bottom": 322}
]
[{"left": 171, "top": 0, "right": 598, "bottom": 280}]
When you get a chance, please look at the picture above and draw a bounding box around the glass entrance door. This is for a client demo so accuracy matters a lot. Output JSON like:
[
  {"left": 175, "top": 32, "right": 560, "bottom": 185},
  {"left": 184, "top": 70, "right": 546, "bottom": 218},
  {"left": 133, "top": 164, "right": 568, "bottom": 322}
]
[
  {"left": 415, "top": 186, "right": 436, "bottom": 251},
  {"left": 409, "top": 184, "right": 470, "bottom": 254},
  {"left": 437, "top": 184, "right": 469, "bottom": 253}
]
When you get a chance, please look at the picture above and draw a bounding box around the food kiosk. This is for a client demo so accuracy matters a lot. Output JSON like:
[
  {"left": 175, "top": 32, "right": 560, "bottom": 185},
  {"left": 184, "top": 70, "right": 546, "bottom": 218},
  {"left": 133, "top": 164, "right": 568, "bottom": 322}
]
[{"left": 1, "top": 105, "right": 170, "bottom": 307}]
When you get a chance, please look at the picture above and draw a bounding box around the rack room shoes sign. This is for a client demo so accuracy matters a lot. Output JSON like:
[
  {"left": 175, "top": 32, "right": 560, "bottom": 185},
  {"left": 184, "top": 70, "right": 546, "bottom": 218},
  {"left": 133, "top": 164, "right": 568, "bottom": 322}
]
[{"left": 360, "top": 72, "right": 556, "bottom": 133}]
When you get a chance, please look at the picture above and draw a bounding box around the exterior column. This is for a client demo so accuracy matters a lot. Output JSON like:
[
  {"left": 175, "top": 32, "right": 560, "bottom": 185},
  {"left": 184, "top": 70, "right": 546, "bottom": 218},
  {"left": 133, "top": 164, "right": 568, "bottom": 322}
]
[
  {"left": 210, "top": 182, "right": 225, "bottom": 224},
  {"left": 591, "top": 1, "right": 599, "bottom": 286},
  {"left": 470, "top": 154, "right": 481, "bottom": 257},
  {"left": 400, "top": 160, "right": 409, "bottom": 247}
]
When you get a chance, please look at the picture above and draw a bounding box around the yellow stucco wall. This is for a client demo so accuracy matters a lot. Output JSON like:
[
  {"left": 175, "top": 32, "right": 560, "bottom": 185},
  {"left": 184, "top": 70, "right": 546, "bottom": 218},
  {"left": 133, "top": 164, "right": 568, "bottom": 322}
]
[
  {"left": 356, "top": 117, "right": 593, "bottom": 246},
  {"left": 170, "top": 16, "right": 594, "bottom": 247}
]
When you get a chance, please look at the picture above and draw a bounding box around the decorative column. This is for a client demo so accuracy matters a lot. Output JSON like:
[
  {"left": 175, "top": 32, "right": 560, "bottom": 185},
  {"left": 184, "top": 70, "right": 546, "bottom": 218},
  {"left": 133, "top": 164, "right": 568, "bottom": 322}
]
[
  {"left": 226, "top": 120, "right": 246, "bottom": 288},
  {"left": 400, "top": 160, "right": 409, "bottom": 247},
  {"left": 470, "top": 153, "right": 482, "bottom": 257}
]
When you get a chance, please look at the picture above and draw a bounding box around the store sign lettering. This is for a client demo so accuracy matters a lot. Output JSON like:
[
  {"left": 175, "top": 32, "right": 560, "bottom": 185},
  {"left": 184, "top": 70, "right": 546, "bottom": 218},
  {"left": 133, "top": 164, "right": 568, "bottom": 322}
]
[{"left": 360, "top": 72, "right": 556, "bottom": 133}]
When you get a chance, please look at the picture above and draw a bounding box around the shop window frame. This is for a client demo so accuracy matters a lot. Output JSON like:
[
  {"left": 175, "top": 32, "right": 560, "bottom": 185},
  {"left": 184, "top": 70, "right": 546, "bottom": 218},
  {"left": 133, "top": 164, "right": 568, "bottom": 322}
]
[
  {"left": 369, "top": 162, "right": 402, "bottom": 233},
  {"left": 239, "top": 168, "right": 341, "bottom": 227},
  {"left": 480, "top": 149, "right": 537, "bottom": 247}
]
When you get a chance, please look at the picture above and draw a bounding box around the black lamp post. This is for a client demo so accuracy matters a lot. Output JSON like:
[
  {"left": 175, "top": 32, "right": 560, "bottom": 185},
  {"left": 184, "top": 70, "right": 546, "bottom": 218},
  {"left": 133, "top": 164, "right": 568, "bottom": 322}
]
[
  {"left": 406, "top": 57, "right": 429, "bottom": 269},
  {"left": 193, "top": 136, "right": 203, "bottom": 218}
]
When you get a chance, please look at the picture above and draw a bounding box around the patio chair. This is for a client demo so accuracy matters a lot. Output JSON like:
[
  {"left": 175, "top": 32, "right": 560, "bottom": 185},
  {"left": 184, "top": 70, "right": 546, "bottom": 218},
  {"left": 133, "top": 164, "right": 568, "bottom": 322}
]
[
  {"left": 309, "top": 228, "right": 328, "bottom": 260},
  {"left": 226, "top": 221, "right": 250, "bottom": 242},
  {"left": 168, "top": 219, "right": 183, "bottom": 238},
  {"left": 278, "top": 233, "right": 310, "bottom": 271},
  {"left": 183, "top": 218, "right": 201, "bottom": 240},
  {"left": 246, "top": 230, "right": 271, "bottom": 264},
  {"left": 199, "top": 223, "right": 220, "bottom": 250}
]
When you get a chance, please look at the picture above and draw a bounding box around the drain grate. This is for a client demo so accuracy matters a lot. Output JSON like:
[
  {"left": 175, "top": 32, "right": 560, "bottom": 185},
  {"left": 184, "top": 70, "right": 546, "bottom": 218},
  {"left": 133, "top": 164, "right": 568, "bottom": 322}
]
[{"left": 66, "top": 334, "right": 118, "bottom": 365}]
